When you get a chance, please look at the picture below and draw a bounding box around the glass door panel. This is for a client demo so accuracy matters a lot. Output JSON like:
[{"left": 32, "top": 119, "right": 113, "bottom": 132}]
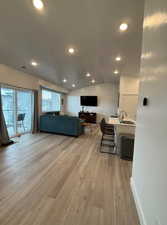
[
  {"left": 16, "top": 90, "right": 33, "bottom": 134},
  {"left": 1, "top": 87, "right": 16, "bottom": 137},
  {"left": 1, "top": 86, "right": 34, "bottom": 137}
]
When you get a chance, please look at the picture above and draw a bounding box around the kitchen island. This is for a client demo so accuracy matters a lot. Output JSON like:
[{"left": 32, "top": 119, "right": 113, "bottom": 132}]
[{"left": 108, "top": 117, "right": 136, "bottom": 155}]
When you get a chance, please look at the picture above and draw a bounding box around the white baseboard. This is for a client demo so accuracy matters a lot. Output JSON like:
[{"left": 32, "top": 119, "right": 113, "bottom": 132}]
[{"left": 130, "top": 177, "right": 147, "bottom": 225}]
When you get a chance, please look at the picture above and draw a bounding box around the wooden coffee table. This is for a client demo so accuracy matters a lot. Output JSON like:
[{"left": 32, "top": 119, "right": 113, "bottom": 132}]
[{"left": 82, "top": 122, "right": 93, "bottom": 133}]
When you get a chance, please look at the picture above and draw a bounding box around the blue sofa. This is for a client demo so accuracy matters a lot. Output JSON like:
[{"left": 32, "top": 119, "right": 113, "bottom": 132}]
[{"left": 40, "top": 114, "right": 84, "bottom": 137}]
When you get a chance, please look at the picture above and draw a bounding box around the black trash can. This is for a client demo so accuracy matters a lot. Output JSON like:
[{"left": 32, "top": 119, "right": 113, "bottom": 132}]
[{"left": 120, "top": 135, "right": 134, "bottom": 161}]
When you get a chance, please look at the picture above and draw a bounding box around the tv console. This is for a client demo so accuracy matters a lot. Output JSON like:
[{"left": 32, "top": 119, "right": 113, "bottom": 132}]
[{"left": 79, "top": 112, "right": 97, "bottom": 124}]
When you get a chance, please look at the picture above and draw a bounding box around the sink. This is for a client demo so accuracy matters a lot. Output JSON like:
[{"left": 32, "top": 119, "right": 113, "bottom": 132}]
[{"left": 120, "top": 120, "right": 135, "bottom": 125}]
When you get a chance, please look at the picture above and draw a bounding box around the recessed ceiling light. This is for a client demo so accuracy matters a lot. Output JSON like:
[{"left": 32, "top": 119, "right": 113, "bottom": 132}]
[
  {"left": 115, "top": 56, "right": 121, "bottom": 61},
  {"left": 63, "top": 79, "right": 67, "bottom": 83},
  {"left": 72, "top": 84, "right": 76, "bottom": 88},
  {"left": 33, "top": 0, "right": 44, "bottom": 10},
  {"left": 120, "top": 23, "right": 128, "bottom": 31},
  {"left": 31, "top": 61, "right": 38, "bottom": 66},
  {"left": 68, "top": 48, "right": 75, "bottom": 54},
  {"left": 86, "top": 73, "right": 91, "bottom": 77},
  {"left": 91, "top": 79, "right": 95, "bottom": 83},
  {"left": 114, "top": 70, "right": 119, "bottom": 74}
]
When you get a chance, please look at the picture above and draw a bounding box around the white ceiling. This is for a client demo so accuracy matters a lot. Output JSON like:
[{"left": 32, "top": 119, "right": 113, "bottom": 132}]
[{"left": 0, "top": 0, "right": 144, "bottom": 90}]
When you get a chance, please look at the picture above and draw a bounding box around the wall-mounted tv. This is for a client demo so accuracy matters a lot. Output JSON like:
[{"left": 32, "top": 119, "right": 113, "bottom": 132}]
[{"left": 80, "top": 96, "right": 98, "bottom": 107}]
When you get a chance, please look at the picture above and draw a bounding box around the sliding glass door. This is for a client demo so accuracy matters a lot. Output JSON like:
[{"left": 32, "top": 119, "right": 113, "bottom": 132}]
[
  {"left": 1, "top": 86, "right": 34, "bottom": 137},
  {"left": 17, "top": 90, "right": 33, "bottom": 134},
  {"left": 1, "top": 88, "right": 15, "bottom": 137}
]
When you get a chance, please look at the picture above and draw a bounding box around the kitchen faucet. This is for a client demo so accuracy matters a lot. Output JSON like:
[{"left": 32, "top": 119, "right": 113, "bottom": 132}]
[{"left": 119, "top": 110, "right": 128, "bottom": 121}]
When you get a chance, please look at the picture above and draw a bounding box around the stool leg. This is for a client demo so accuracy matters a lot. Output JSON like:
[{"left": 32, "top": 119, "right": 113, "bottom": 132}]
[{"left": 101, "top": 134, "right": 104, "bottom": 146}]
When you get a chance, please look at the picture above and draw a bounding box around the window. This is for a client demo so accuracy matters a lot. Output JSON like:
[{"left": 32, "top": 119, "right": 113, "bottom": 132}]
[{"left": 41, "top": 88, "right": 61, "bottom": 112}]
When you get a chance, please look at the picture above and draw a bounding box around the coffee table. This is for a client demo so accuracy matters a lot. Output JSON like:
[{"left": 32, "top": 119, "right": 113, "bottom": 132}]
[{"left": 82, "top": 122, "right": 93, "bottom": 133}]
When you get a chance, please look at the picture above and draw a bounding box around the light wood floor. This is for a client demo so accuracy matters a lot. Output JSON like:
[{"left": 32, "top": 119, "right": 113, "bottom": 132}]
[{"left": 0, "top": 128, "right": 140, "bottom": 225}]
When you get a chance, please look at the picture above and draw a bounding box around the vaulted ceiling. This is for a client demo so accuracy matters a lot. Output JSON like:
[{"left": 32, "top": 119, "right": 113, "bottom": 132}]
[{"left": 0, "top": 0, "right": 144, "bottom": 90}]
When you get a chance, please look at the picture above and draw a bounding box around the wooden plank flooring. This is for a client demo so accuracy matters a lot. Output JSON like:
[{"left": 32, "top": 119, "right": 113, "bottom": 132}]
[{"left": 0, "top": 128, "right": 140, "bottom": 225}]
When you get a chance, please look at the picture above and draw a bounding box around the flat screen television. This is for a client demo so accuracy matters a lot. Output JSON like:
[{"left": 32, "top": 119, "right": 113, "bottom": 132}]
[{"left": 80, "top": 96, "right": 98, "bottom": 106}]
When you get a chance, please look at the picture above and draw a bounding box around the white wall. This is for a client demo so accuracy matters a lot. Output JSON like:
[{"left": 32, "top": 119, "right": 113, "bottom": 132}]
[
  {"left": 131, "top": 0, "right": 167, "bottom": 225},
  {"left": 0, "top": 64, "right": 68, "bottom": 114},
  {"left": 119, "top": 76, "right": 139, "bottom": 120},
  {"left": 0, "top": 64, "right": 68, "bottom": 93},
  {"left": 66, "top": 83, "right": 119, "bottom": 122}
]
